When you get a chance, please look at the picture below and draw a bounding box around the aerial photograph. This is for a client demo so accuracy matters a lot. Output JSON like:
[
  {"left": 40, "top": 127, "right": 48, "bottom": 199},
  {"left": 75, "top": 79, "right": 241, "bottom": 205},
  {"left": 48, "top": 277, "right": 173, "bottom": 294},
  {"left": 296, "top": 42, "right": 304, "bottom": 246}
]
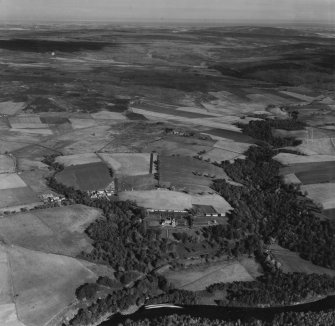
[{"left": 0, "top": 0, "right": 334, "bottom": 325}]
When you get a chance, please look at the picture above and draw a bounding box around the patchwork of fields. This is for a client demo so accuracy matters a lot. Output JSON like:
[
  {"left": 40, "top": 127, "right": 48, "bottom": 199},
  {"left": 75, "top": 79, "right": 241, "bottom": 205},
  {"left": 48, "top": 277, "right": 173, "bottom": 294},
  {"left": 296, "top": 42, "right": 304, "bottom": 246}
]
[{"left": 0, "top": 24, "right": 334, "bottom": 325}]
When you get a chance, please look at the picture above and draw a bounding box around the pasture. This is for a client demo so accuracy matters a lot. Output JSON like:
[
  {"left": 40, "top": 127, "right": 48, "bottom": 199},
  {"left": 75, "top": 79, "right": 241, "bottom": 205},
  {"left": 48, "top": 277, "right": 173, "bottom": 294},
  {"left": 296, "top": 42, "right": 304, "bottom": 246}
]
[
  {"left": 98, "top": 152, "right": 154, "bottom": 176},
  {"left": 68, "top": 118, "right": 97, "bottom": 129},
  {"left": 0, "top": 303, "right": 24, "bottom": 326},
  {"left": 119, "top": 190, "right": 192, "bottom": 211},
  {"left": 10, "top": 128, "right": 53, "bottom": 135},
  {"left": 0, "top": 204, "right": 101, "bottom": 258},
  {"left": 134, "top": 102, "right": 214, "bottom": 119},
  {"left": 203, "top": 128, "right": 255, "bottom": 143},
  {"left": 0, "top": 155, "right": 15, "bottom": 173},
  {"left": 0, "top": 174, "right": 27, "bottom": 190},
  {"left": 160, "top": 155, "right": 229, "bottom": 193},
  {"left": 201, "top": 148, "right": 245, "bottom": 163},
  {"left": 19, "top": 170, "right": 51, "bottom": 194},
  {"left": 323, "top": 208, "right": 335, "bottom": 220},
  {"left": 295, "top": 163, "right": 335, "bottom": 184},
  {"left": 144, "top": 135, "right": 215, "bottom": 157},
  {"left": 55, "top": 162, "right": 113, "bottom": 191},
  {"left": 159, "top": 260, "right": 255, "bottom": 291},
  {"left": 282, "top": 173, "right": 302, "bottom": 185},
  {"left": 55, "top": 152, "right": 102, "bottom": 167},
  {"left": 274, "top": 153, "right": 335, "bottom": 165},
  {"left": 271, "top": 244, "right": 335, "bottom": 276},
  {"left": 272, "top": 128, "right": 307, "bottom": 139},
  {"left": 9, "top": 245, "right": 97, "bottom": 326},
  {"left": 0, "top": 101, "right": 25, "bottom": 116},
  {"left": 301, "top": 183, "right": 335, "bottom": 210},
  {"left": 280, "top": 161, "right": 335, "bottom": 184},
  {"left": 8, "top": 115, "right": 48, "bottom": 129},
  {"left": 0, "top": 247, "right": 12, "bottom": 305},
  {"left": 91, "top": 110, "right": 127, "bottom": 120},
  {"left": 17, "top": 158, "right": 48, "bottom": 171},
  {"left": 294, "top": 138, "right": 335, "bottom": 155},
  {"left": 119, "top": 190, "right": 232, "bottom": 215},
  {"left": 116, "top": 174, "right": 157, "bottom": 191},
  {"left": 213, "top": 140, "right": 251, "bottom": 153}
]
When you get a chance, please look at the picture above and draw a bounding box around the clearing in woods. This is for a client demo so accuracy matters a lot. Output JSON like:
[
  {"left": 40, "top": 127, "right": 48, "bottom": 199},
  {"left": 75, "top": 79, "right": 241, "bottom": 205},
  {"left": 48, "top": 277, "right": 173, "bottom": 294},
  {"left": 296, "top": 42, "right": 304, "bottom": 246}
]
[{"left": 159, "top": 260, "right": 256, "bottom": 291}]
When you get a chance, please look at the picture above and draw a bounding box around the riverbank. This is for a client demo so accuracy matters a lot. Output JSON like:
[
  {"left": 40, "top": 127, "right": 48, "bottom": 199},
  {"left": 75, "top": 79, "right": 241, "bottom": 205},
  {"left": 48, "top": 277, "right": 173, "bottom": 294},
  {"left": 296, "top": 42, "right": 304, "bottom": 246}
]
[{"left": 102, "top": 295, "right": 335, "bottom": 325}]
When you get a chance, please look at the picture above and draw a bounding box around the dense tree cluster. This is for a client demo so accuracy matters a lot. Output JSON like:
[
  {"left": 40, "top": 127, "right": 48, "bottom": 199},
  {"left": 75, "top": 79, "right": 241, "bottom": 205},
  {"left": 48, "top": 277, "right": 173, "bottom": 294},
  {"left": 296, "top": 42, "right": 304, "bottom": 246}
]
[
  {"left": 76, "top": 283, "right": 100, "bottom": 301},
  {"left": 236, "top": 119, "right": 305, "bottom": 147},
  {"left": 272, "top": 309, "right": 335, "bottom": 326},
  {"left": 68, "top": 275, "right": 163, "bottom": 326},
  {"left": 48, "top": 176, "right": 174, "bottom": 272},
  {"left": 146, "top": 289, "right": 199, "bottom": 305},
  {"left": 117, "top": 309, "right": 335, "bottom": 326},
  {"left": 42, "top": 154, "right": 64, "bottom": 172},
  {"left": 119, "top": 315, "right": 263, "bottom": 326},
  {"left": 208, "top": 272, "right": 335, "bottom": 306},
  {"left": 210, "top": 145, "right": 335, "bottom": 269}
]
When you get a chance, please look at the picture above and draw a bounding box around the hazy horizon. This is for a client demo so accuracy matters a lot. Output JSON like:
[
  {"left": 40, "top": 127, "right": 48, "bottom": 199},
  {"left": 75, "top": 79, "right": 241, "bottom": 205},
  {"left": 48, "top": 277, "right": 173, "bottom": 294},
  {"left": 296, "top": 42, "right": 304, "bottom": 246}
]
[{"left": 1, "top": 0, "right": 334, "bottom": 25}]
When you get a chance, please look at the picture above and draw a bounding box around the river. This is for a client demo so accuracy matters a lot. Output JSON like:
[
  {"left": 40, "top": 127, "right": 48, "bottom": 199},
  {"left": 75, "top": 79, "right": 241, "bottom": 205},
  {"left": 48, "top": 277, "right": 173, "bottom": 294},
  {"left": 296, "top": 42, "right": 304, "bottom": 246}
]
[{"left": 100, "top": 295, "right": 335, "bottom": 325}]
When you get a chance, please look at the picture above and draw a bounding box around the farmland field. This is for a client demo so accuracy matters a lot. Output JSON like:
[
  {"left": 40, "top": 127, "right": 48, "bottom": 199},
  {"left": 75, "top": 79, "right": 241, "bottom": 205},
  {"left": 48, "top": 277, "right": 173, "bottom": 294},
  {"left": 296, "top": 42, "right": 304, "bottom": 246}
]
[
  {"left": 323, "top": 208, "right": 335, "bottom": 220},
  {"left": 270, "top": 244, "right": 335, "bottom": 276},
  {"left": 55, "top": 152, "right": 102, "bottom": 167},
  {"left": 295, "top": 163, "right": 335, "bottom": 184},
  {"left": 55, "top": 162, "right": 113, "bottom": 191},
  {"left": 142, "top": 133, "right": 216, "bottom": 157},
  {"left": 0, "top": 205, "right": 101, "bottom": 256},
  {"left": 280, "top": 161, "right": 335, "bottom": 175},
  {"left": 119, "top": 190, "right": 192, "bottom": 211},
  {"left": 0, "top": 155, "right": 15, "bottom": 173},
  {"left": 98, "top": 152, "right": 154, "bottom": 176},
  {"left": 0, "top": 101, "right": 25, "bottom": 115},
  {"left": 0, "top": 174, "right": 27, "bottom": 190},
  {"left": 134, "top": 102, "right": 215, "bottom": 119},
  {"left": 274, "top": 153, "right": 335, "bottom": 165},
  {"left": 160, "top": 155, "right": 229, "bottom": 193},
  {"left": 203, "top": 128, "right": 255, "bottom": 143},
  {"left": 159, "top": 260, "right": 256, "bottom": 291},
  {"left": 282, "top": 173, "right": 302, "bottom": 185},
  {"left": 293, "top": 138, "right": 335, "bottom": 155},
  {"left": 119, "top": 190, "right": 232, "bottom": 214},
  {"left": 17, "top": 158, "right": 48, "bottom": 171},
  {"left": 201, "top": 148, "right": 245, "bottom": 163},
  {"left": 8, "top": 245, "right": 97, "bottom": 326},
  {"left": 8, "top": 115, "right": 48, "bottom": 129},
  {"left": 301, "top": 183, "right": 335, "bottom": 210},
  {"left": 19, "top": 170, "right": 51, "bottom": 194},
  {"left": 116, "top": 174, "right": 157, "bottom": 191}
]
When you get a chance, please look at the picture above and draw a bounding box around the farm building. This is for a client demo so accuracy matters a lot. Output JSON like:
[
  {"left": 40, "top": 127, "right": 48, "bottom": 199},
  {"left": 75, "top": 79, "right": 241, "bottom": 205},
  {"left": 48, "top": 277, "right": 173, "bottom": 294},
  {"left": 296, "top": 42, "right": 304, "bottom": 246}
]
[
  {"left": 40, "top": 193, "right": 65, "bottom": 204},
  {"left": 88, "top": 182, "right": 115, "bottom": 198}
]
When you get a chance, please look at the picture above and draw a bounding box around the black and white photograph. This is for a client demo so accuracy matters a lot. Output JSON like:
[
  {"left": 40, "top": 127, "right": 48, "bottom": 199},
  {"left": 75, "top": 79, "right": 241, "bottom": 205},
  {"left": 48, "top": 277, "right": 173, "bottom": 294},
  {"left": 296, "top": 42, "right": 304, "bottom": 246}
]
[{"left": 0, "top": 1, "right": 334, "bottom": 325}]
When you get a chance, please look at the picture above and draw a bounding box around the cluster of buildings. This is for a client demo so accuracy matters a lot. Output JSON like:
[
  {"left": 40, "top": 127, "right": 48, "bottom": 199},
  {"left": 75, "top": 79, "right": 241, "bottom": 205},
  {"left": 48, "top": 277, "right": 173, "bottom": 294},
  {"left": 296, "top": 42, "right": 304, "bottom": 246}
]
[
  {"left": 87, "top": 181, "right": 116, "bottom": 199},
  {"left": 40, "top": 193, "right": 65, "bottom": 205}
]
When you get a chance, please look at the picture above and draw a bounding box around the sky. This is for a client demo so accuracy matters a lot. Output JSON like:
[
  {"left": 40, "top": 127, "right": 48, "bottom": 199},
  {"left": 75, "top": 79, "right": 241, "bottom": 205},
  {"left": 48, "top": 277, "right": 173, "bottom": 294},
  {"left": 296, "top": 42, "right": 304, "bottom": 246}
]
[{"left": 0, "top": 0, "right": 334, "bottom": 24}]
